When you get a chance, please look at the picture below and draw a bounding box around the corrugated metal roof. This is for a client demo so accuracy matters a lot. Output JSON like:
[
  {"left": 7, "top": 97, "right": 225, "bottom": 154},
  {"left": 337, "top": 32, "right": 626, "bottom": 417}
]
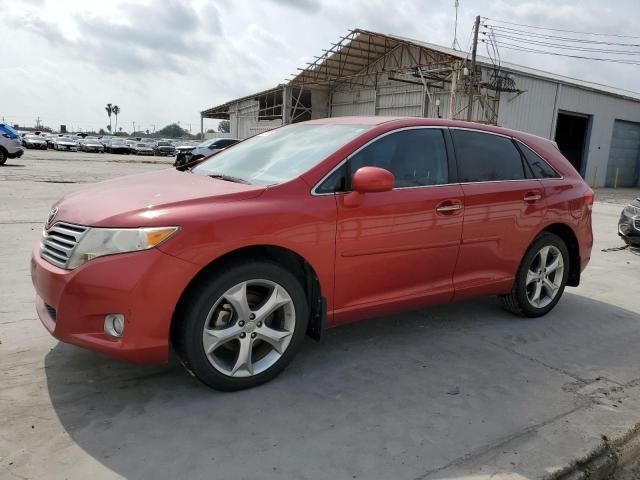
[
  {"left": 388, "top": 33, "right": 640, "bottom": 103},
  {"left": 203, "top": 28, "right": 640, "bottom": 115}
]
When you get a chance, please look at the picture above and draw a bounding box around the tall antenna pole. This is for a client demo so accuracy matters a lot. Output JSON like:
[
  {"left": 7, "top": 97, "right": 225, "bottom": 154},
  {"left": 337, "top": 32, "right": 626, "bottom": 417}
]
[
  {"left": 452, "top": 0, "right": 460, "bottom": 49},
  {"left": 467, "top": 14, "right": 480, "bottom": 121}
]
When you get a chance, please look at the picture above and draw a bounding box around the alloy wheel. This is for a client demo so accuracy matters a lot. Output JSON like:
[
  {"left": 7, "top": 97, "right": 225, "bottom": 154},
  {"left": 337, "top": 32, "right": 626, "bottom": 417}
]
[
  {"left": 202, "top": 279, "right": 296, "bottom": 378},
  {"left": 525, "top": 245, "right": 564, "bottom": 308}
]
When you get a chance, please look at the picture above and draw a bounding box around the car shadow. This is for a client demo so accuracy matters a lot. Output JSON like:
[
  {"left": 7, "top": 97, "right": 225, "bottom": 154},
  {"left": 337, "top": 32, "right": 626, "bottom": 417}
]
[
  {"left": 44, "top": 293, "right": 640, "bottom": 479},
  {"left": 0, "top": 163, "right": 26, "bottom": 167}
]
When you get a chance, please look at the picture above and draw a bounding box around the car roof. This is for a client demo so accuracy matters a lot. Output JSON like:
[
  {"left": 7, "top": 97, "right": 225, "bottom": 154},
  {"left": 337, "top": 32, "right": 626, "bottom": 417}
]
[{"left": 302, "top": 116, "right": 555, "bottom": 148}]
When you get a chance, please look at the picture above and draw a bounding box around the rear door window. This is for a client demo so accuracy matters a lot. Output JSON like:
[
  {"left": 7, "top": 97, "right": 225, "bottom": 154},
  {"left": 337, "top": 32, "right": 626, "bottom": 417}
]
[{"left": 452, "top": 129, "right": 526, "bottom": 182}]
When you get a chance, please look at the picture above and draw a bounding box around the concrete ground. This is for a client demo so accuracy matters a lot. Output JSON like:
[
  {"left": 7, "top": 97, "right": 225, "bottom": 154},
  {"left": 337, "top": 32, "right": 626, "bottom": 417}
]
[{"left": 1, "top": 150, "right": 640, "bottom": 480}]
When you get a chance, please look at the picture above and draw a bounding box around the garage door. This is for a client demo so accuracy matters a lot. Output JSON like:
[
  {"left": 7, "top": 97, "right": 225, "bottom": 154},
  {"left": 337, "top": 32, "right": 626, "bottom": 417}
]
[{"left": 606, "top": 120, "right": 640, "bottom": 187}]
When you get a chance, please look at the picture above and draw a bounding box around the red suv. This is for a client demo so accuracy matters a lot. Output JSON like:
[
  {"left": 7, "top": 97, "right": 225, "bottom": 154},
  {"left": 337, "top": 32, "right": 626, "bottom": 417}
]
[{"left": 31, "top": 117, "right": 594, "bottom": 390}]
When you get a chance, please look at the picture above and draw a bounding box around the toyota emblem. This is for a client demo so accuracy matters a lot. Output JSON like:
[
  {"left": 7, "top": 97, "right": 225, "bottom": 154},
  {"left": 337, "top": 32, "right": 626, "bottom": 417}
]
[{"left": 47, "top": 207, "right": 59, "bottom": 227}]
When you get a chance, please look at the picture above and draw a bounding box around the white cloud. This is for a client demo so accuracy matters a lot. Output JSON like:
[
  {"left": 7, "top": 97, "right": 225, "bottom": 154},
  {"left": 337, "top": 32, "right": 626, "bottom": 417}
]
[{"left": 1, "top": 0, "right": 639, "bottom": 133}]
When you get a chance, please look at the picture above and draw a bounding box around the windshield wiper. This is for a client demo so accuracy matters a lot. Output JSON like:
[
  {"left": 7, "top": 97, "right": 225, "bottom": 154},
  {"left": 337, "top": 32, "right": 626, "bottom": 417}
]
[{"left": 208, "top": 173, "right": 251, "bottom": 184}]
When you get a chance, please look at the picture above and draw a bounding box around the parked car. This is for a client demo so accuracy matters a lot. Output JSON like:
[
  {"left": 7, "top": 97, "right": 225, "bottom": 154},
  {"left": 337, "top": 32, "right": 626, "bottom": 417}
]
[
  {"left": 22, "top": 134, "right": 48, "bottom": 150},
  {"left": 174, "top": 138, "right": 239, "bottom": 171},
  {"left": 618, "top": 198, "right": 640, "bottom": 246},
  {"left": 53, "top": 136, "right": 79, "bottom": 151},
  {"left": 46, "top": 134, "right": 64, "bottom": 149},
  {"left": 131, "top": 142, "right": 155, "bottom": 156},
  {"left": 80, "top": 137, "right": 105, "bottom": 153},
  {"left": 31, "top": 117, "right": 594, "bottom": 391},
  {"left": 155, "top": 140, "right": 176, "bottom": 156},
  {"left": 108, "top": 139, "right": 130, "bottom": 154},
  {"left": 0, "top": 123, "right": 25, "bottom": 165}
]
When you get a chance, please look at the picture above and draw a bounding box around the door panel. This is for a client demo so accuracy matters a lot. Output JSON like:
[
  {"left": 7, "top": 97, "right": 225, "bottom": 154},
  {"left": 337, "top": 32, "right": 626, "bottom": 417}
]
[
  {"left": 334, "top": 184, "right": 464, "bottom": 318},
  {"left": 449, "top": 128, "right": 545, "bottom": 300},
  {"left": 453, "top": 180, "right": 544, "bottom": 299}
]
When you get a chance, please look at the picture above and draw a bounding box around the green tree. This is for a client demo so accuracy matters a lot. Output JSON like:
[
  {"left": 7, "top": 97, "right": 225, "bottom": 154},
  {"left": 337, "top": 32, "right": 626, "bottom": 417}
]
[
  {"left": 105, "top": 103, "right": 112, "bottom": 132},
  {"left": 112, "top": 105, "right": 121, "bottom": 134},
  {"left": 157, "top": 123, "right": 188, "bottom": 138},
  {"left": 218, "top": 120, "right": 230, "bottom": 133},
  {"left": 98, "top": 128, "right": 106, "bottom": 135}
]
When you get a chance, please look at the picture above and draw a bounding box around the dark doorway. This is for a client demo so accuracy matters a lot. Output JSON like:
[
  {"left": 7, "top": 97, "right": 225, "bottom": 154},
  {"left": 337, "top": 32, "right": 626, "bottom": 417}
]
[{"left": 554, "top": 112, "right": 590, "bottom": 176}]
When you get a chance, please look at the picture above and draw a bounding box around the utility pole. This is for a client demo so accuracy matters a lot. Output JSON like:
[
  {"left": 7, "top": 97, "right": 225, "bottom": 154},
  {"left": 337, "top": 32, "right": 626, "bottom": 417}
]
[
  {"left": 133, "top": 121, "right": 136, "bottom": 135},
  {"left": 35, "top": 117, "right": 42, "bottom": 129},
  {"left": 467, "top": 15, "right": 480, "bottom": 122}
]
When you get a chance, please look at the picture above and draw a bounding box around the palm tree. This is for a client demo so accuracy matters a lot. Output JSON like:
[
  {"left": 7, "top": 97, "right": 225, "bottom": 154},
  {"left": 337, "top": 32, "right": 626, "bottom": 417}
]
[
  {"left": 112, "top": 105, "right": 120, "bottom": 135},
  {"left": 105, "top": 103, "right": 112, "bottom": 133}
]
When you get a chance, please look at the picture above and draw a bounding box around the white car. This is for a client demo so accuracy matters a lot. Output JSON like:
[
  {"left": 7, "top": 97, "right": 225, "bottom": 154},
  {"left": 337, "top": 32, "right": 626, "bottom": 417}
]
[
  {"left": 80, "top": 137, "right": 105, "bottom": 153},
  {"left": 0, "top": 123, "right": 25, "bottom": 165},
  {"left": 23, "top": 134, "right": 48, "bottom": 150},
  {"left": 53, "top": 137, "right": 79, "bottom": 151}
]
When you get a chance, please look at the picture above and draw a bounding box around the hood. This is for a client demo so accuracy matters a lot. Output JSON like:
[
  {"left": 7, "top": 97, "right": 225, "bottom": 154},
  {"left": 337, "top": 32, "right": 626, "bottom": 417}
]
[{"left": 53, "top": 168, "right": 267, "bottom": 227}]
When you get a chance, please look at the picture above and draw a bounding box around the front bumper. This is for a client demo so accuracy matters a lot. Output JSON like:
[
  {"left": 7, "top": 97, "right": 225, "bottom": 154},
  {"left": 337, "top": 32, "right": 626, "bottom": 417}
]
[
  {"left": 619, "top": 211, "right": 640, "bottom": 246},
  {"left": 31, "top": 244, "right": 198, "bottom": 363}
]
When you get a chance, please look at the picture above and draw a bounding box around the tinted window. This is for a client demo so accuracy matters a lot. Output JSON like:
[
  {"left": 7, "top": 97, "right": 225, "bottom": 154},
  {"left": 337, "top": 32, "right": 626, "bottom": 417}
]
[
  {"left": 518, "top": 142, "right": 560, "bottom": 179},
  {"left": 452, "top": 130, "right": 526, "bottom": 182},
  {"left": 348, "top": 129, "right": 449, "bottom": 188}
]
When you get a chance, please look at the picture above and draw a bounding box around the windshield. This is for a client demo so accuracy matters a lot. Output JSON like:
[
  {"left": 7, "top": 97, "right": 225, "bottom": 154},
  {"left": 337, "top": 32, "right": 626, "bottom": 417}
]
[
  {"left": 192, "top": 123, "right": 370, "bottom": 185},
  {"left": 158, "top": 141, "right": 172, "bottom": 146},
  {"left": 0, "top": 124, "right": 20, "bottom": 139}
]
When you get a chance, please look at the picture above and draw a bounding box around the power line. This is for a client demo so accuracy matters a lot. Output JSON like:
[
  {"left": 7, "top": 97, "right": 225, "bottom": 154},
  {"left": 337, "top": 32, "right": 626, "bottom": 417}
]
[
  {"left": 483, "top": 24, "right": 640, "bottom": 47},
  {"left": 483, "top": 39, "right": 640, "bottom": 65},
  {"left": 484, "top": 32, "right": 640, "bottom": 55},
  {"left": 482, "top": 16, "right": 640, "bottom": 39}
]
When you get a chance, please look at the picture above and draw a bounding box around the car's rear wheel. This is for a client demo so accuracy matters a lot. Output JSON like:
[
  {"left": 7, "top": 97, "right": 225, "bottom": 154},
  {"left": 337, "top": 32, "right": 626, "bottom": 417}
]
[
  {"left": 500, "top": 232, "right": 569, "bottom": 317},
  {"left": 0, "top": 148, "right": 7, "bottom": 165},
  {"left": 174, "top": 260, "right": 309, "bottom": 391}
]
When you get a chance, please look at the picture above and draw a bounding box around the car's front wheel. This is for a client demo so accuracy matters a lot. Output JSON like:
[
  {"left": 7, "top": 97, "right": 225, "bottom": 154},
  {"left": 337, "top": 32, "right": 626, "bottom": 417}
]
[
  {"left": 500, "top": 232, "right": 569, "bottom": 317},
  {"left": 174, "top": 260, "right": 309, "bottom": 391},
  {"left": 0, "top": 148, "right": 7, "bottom": 165}
]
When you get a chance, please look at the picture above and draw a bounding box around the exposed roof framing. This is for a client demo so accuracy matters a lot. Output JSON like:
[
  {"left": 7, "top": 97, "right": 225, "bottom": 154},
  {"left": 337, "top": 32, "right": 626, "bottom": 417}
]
[
  {"left": 201, "top": 86, "right": 282, "bottom": 119},
  {"left": 288, "top": 28, "right": 462, "bottom": 87}
]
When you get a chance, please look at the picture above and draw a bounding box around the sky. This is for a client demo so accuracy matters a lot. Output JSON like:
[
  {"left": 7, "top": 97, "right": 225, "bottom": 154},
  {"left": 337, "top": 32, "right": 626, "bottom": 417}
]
[{"left": 1, "top": 0, "right": 639, "bottom": 134}]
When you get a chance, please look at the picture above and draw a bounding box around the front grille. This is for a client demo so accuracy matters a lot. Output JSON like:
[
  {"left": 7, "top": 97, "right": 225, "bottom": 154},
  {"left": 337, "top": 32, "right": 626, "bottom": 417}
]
[
  {"left": 44, "top": 303, "right": 57, "bottom": 322},
  {"left": 634, "top": 218, "right": 640, "bottom": 231},
  {"left": 40, "top": 222, "right": 88, "bottom": 268}
]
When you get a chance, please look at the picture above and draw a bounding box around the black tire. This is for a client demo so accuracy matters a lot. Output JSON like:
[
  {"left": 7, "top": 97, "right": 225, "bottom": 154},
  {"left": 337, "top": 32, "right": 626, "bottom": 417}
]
[
  {"left": 500, "top": 232, "right": 570, "bottom": 317},
  {"left": 174, "top": 260, "right": 309, "bottom": 391},
  {"left": 0, "top": 148, "right": 7, "bottom": 165}
]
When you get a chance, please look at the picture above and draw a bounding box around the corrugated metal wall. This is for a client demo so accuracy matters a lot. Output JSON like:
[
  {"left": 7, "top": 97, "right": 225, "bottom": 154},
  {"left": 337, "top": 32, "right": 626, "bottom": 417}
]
[
  {"left": 498, "top": 74, "right": 558, "bottom": 138},
  {"left": 229, "top": 98, "right": 282, "bottom": 139},
  {"left": 330, "top": 89, "right": 376, "bottom": 117}
]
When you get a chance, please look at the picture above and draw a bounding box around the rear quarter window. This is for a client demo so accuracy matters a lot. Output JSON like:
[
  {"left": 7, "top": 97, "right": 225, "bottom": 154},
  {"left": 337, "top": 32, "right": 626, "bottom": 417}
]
[
  {"left": 452, "top": 129, "right": 526, "bottom": 182},
  {"left": 517, "top": 142, "right": 561, "bottom": 179}
]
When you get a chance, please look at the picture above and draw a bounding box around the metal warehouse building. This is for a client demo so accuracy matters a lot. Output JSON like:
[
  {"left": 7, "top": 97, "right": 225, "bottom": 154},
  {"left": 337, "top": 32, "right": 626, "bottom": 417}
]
[{"left": 201, "top": 28, "right": 640, "bottom": 188}]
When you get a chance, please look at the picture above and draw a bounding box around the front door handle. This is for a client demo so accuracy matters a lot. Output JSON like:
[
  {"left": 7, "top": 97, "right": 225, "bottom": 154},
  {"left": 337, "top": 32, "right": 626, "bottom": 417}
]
[
  {"left": 524, "top": 192, "right": 542, "bottom": 203},
  {"left": 436, "top": 201, "right": 463, "bottom": 214}
]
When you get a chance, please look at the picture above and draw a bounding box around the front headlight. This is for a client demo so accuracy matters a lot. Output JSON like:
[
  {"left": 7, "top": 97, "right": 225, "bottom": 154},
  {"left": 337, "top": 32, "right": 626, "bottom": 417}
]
[
  {"left": 67, "top": 226, "right": 179, "bottom": 269},
  {"left": 623, "top": 204, "right": 640, "bottom": 216}
]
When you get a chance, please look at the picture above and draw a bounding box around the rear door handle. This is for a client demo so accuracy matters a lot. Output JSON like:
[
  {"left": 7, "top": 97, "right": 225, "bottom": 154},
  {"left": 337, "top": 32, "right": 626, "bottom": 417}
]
[
  {"left": 436, "top": 201, "right": 463, "bottom": 214},
  {"left": 524, "top": 192, "right": 542, "bottom": 203}
]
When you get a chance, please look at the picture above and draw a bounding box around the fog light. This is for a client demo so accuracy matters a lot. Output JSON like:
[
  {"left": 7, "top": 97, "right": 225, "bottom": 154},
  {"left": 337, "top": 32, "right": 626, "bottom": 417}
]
[{"left": 104, "top": 314, "right": 125, "bottom": 338}]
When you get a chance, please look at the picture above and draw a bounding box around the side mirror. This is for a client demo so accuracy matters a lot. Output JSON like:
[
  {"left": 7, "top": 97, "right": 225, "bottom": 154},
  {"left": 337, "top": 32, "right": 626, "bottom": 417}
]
[{"left": 352, "top": 166, "right": 394, "bottom": 193}]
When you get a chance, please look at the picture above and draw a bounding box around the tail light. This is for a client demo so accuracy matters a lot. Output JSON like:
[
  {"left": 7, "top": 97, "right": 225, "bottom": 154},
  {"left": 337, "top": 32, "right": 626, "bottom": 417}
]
[{"left": 584, "top": 189, "right": 595, "bottom": 212}]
